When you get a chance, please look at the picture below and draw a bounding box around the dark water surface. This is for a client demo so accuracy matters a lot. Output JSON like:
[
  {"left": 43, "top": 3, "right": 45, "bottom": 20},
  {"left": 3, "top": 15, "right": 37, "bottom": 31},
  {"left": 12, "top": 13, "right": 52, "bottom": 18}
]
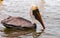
[{"left": 0, "top": 0, "right": 60, "bottom": 38}]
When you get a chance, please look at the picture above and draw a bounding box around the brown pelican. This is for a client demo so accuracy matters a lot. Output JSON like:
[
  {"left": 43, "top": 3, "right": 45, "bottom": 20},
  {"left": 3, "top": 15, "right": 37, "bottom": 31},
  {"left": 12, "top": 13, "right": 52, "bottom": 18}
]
[{"left": 1, "top": 6, "right": 45, "bottom": 30}]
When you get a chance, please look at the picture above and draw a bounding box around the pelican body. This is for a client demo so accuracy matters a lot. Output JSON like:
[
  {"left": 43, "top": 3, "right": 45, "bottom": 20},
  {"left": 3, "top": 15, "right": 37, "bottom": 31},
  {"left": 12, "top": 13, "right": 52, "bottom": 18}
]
[
  {"left": 1, "top": 6, "right": 45, "bottom": 30},
  {"left": 1, "top": 16, "right": 36, "bottom": 29}
]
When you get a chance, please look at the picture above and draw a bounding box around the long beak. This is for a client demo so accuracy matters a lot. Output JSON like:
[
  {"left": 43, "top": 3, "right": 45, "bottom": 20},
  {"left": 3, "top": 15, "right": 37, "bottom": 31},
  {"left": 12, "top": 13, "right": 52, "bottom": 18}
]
[{"left": 34, "top": 12, "right": 45, "bottom": 29}]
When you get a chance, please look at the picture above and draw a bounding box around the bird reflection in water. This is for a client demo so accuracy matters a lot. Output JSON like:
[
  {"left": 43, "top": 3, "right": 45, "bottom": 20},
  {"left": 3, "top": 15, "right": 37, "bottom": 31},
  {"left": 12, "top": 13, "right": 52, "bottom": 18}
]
[{"left": 3, "top": 28, "right": 44, "bottom": 38}]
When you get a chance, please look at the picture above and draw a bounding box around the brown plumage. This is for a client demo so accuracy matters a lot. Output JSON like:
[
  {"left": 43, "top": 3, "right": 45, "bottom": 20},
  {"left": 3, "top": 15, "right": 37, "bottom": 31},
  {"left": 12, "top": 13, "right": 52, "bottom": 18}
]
[{"left": 1, "top": 16, "right": 36, "bottom": 29}]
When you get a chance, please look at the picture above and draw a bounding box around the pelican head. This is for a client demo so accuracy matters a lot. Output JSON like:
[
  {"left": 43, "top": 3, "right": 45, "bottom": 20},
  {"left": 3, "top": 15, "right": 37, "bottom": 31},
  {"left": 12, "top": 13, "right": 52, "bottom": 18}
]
[{"left": 31, "top": 5, "right": 45, "bottom": 29}]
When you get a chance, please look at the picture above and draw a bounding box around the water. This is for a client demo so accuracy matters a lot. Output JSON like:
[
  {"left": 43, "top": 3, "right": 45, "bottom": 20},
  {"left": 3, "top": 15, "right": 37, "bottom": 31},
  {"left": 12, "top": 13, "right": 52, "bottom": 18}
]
[{"left": 0, "top": 0, "right": 60, "bottom": 38}]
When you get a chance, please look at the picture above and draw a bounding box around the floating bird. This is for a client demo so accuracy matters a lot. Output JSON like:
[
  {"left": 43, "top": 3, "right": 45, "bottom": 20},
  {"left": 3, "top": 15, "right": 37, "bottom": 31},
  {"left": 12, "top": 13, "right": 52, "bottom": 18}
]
[{"left": 1, "top": 6, "right": 45, "bottom": 30}]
